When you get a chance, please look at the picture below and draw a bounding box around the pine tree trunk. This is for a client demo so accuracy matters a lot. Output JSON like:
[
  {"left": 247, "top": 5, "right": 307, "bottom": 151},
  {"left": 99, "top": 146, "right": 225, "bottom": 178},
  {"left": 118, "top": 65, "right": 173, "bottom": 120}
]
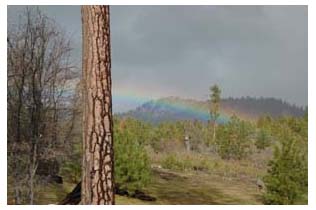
[
  {"left": 81, "top": 5, "right": 115, "bottom": 205},
  {"left": 213, "top": 121, "right": 216, "bottom": 142}
]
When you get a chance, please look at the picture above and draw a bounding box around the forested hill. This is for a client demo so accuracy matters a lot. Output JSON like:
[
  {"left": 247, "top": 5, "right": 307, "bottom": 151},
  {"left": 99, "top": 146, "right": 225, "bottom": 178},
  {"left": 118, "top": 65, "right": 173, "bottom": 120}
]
[
  {"left": 221, "top": 97, "right": 305, "bottom": 119},
  {"left": 118, "top": 96, "right": 306, "bottom": 123}
]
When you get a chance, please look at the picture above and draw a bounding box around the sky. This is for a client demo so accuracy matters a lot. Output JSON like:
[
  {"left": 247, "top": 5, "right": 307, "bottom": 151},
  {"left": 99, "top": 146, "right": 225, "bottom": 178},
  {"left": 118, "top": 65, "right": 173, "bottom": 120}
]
[{"left": 7, "top": 5, "right": 308, "bottom": 112}]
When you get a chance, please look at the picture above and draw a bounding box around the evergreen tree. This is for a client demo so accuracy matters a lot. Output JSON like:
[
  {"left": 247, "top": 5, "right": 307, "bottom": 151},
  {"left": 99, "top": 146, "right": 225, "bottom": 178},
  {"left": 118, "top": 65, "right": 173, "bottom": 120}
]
[
  {"left": 255, "top": 129, "right": 271, "bottom": 150},
  {"left": 263, "top": 121, "right": 307, "bottom": 204},
  {"left": 209, "top": 84, "right": 221, "bottom": 143},
  {"left": 114, "top": 118, "right": 151, "bottom": 191}
]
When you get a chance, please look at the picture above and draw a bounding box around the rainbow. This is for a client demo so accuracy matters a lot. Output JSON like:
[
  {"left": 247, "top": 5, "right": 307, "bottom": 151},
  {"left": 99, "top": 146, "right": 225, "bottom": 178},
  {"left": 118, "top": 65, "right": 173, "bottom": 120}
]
[
  {"left": 112, "top": 90, "right": 155, "bottom": 113},
  {"left": 112, "top": 91, "right": 230, "bottom": 123}
]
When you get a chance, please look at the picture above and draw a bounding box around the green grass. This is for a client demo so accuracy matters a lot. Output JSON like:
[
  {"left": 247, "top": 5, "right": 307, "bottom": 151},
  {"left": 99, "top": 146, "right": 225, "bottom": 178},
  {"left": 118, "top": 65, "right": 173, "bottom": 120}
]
[
  {"left": 139, "top": 168, "right": 262, "bottom": 205},
  {"left": 107, "top": 168, "right": 263, "bottom": 205},
  {"left": 8, "top": 168, "right": 262, "bottom": 205}
]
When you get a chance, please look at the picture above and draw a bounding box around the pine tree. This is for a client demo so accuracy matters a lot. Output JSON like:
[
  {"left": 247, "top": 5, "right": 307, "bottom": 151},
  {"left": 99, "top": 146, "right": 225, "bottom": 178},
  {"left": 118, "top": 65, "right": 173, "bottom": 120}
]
[
  {"left": 114, "top": 118, "right": 151, "bottom": 191},
  {"left": 81, "top": 5, "right": 115, "bottom": 205},
  {"left": 209, "top": 84, "right": 221, "bottom": 143}
]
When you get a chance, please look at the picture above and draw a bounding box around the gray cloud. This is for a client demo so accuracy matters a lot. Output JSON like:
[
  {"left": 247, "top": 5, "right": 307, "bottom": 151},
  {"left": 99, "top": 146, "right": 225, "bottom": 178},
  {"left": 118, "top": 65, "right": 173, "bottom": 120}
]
[
  {"left": 8, "top": 5, "right": 308, "bottom": 111},
  {"left": 110, "top": 6, "right": 307, "bottom": 107}
]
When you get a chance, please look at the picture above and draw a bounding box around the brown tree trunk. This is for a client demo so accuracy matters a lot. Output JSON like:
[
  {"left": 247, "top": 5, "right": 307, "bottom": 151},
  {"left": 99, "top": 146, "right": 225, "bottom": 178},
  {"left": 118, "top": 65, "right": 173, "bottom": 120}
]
[
  {"left": 81, "top": 5, "right": 115, "bottom": 205},
  {"left": 213, "top": 121, "right": 216, "bottom": 143}
]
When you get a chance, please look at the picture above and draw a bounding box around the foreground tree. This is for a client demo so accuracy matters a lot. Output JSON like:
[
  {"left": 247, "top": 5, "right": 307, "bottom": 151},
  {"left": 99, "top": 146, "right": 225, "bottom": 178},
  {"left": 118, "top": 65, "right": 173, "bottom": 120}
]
[
  {"left": 114, "top": 118, "right": 151, "bottom": 191},
  {"left": 81, "top": 5, "right": 115, "bottom": 204},
  {"left": 263, "top": 117, "right": 307, "bottom": 204}
]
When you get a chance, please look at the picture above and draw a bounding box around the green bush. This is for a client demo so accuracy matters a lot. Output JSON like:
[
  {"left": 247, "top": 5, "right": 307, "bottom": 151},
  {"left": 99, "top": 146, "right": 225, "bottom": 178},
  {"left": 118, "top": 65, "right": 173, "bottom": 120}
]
[
  {"left": 215, "top": 116, "right": 254, "bottom": 160},
  {"left": 61, "top": 161, "right": 81, "bottom": 183},
  {"left": 255, "top": 129, "right": 271, "bottom": 150},
  {"left": 161, "top": 154, "right": 192, "bottom": 171},
  {"left": 263, "top": 118, "right": 307, "bottom": 204},
  {"left": 60, "top": 140, "right": 82, "bottom": 183},
  {"left": 161, "top": 153, "right": 211, "bottom": 172},
  {"left": 114, "top": 118, "right": 151, "bottom": 191}
]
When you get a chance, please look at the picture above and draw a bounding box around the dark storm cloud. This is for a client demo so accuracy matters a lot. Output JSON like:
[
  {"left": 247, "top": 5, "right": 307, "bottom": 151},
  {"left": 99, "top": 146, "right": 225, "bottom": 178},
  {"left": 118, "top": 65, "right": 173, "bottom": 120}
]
[
  {"left": 7, "top": 5, "right": 308, "bottom": 111},
  {"left": 110, "top": 5, "right": 307, "bottom": 107}
]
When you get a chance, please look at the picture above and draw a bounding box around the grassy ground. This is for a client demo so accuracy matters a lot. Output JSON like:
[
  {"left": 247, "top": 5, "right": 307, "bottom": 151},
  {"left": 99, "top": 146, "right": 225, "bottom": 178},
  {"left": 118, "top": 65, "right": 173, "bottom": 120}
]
[
  {"left": 8, "top": 167, "right": 262, "bottom": 205},
  {"left": 129, "top": 168, "right": 262, "bottom": 205}
]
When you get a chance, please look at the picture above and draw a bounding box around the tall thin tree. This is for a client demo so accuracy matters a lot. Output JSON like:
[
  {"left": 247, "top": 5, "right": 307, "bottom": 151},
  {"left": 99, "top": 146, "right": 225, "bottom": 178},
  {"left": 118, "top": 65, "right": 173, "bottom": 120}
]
[
  {"left": 209, "top": 84, "right": 221, "bottom": 142},
  {"left": 81, "top": 5, "right": 115, "bottom": 205}
]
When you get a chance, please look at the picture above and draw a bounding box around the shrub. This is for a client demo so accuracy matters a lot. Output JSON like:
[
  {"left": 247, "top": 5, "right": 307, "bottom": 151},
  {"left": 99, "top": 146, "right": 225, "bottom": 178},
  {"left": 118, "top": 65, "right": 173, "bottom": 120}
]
[
  {"left": 61, "top": 161, "right": 81, "bottom": 183},
  {"left": 161, "top": 153, "right": 210, "bottom": 172},
  {"left": 114, "top": 118, "right": 151, "bottom": 191},
  {"left": 60, "top": 141, "right": 82, "bottom": 183},
  {"left": 263, "top": 124, "right": 307, "bottom": 204},
  {"left": 215, "top": 116, "right": 254, "bottom": 160},
  {"left": 255, "top": 129, "right": 271, "bottom": 150},
  {"left": 161, "top": 154, "right": 192, "bottom": 171}
]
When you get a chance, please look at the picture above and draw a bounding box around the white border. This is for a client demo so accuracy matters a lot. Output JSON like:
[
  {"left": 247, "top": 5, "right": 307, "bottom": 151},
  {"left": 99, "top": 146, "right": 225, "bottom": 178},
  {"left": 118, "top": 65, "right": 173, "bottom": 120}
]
[
  {"left": 0, "top": 1, "right": 7, "bottom": 207},
  {"left": 1, "top": 0, "right": 313, "bottom": 209},
  {"left": 1, "top": 0, "right": 311, "bottom": 5}
]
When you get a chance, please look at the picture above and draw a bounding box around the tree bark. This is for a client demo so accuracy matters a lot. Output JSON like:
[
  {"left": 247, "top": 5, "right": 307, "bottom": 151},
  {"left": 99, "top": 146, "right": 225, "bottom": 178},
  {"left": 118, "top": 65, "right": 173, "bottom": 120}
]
[
  {"left": 81, "top": 5, "right": 115, "bottom": 205},
  {"left": 213, "top": 122, "right": 216, "bottom": 143}
]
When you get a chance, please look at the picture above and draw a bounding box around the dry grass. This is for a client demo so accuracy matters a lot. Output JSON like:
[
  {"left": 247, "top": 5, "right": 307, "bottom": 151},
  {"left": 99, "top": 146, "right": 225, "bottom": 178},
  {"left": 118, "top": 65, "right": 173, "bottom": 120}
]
[
  {"left": 155, "top": 150, "right": 268, "bottom": 182},
  {"left": 8, "top": 147, "right": 271, "bottom": 205},
  {"left": 8, "top": 167, "right": 263, "bottom": 205},
  {"left": 119, "top": 168, "right": 263, "bottom": 204}
]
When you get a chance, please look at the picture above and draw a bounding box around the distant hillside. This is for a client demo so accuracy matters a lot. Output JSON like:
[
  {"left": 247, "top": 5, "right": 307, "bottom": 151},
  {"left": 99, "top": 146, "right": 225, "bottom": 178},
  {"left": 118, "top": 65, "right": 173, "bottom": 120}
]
[
  {"left": 118, "top": 96, "right": 305, "bottom": 123},
  {"left": 220, "top": 97, "right": 305, "bottom": 120}
]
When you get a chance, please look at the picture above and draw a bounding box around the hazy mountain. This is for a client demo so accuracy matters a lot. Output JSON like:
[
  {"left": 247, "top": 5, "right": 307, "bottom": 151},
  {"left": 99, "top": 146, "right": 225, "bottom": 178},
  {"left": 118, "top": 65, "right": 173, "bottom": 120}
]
[{"left": 118, "top": 96, "right": 306, "bottom": 124}]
